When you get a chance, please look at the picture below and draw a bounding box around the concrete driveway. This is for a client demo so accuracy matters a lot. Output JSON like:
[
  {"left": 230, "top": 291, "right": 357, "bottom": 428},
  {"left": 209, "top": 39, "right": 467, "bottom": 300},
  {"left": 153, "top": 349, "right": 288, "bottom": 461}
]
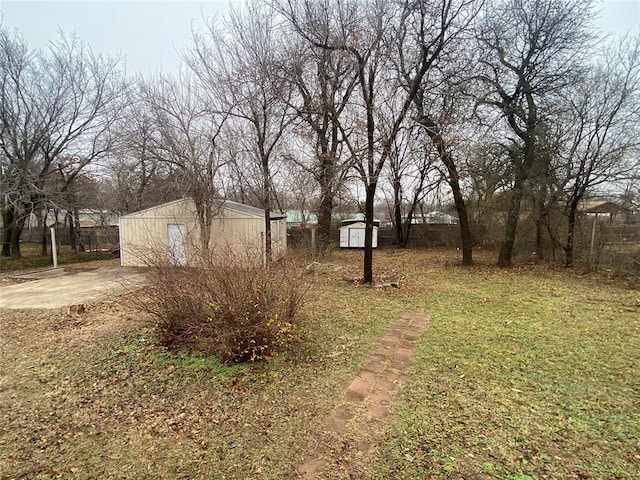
[{"left": 0, "top": 267, "right": 146, "bottom": 309}]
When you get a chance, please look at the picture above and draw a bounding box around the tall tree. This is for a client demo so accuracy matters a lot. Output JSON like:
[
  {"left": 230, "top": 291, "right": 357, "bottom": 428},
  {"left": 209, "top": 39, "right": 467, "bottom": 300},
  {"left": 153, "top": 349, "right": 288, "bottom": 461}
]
[
  {"left": 0, "top": 28, "right": 124, "bottom": 258},
  {"left": 285, "top": 39, "right": 358, "bottom": 245},
  {"left": 139, "top": 72, "right": 229, "bottom": 250},
  {"left": 475, "top": 0, "right": 595, "bottom": 267},
  {"left": 558, "top": 35, "right": 640, "bottom": 267},
  {"left": 278, "top": 0, "right": 478, "bottom": 283},
  {"left": 188, "top": 1, "right": 293, "bottom": 261},
  {"left": 107, "top": 88, "right": 170, "bottom": 215},
  {"left": 394, "top": 0, "right": 480, "bottom": 264},
  {"left": 383, "top": 125, "right": 437, "bottom": 247},
  {"left": 411, "top": 86, "right": 476, "bottom": 264},
  {"left": 0, "top": 28, "right": 47, "bottom": 258}
]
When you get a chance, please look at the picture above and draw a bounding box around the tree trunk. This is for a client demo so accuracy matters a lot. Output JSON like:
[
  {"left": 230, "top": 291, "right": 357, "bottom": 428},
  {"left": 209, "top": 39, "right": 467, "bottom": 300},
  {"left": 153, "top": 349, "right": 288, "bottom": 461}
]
[
  {"left": 68, "top": 211, "right": 77, "bottom": 253},
  {"left": 363, "top": 183, "right": 376, "bottom": 284},
  {"left": 533, "top": 198, "right": 545, "bottom": 263},
  {"left": 401, "top": 215, "right": 414, "bottom": 248},
  {"left": 10, "top": 214, "right": 25, "bottom": 259},
  {"left": 316, "top": 191, "right": 333, "bottom": 247},
  {"left": 393, "top": 184, "right": 405, "bottom": 247},
  {"left": 41, "top": 223, "right": 48, "bottom": 256},
  {"left": 535, "top": 221, "right": 543, "bottom": 263},
  {"left": 565, "top": 199, "right": 579, "bottom": 268},
  {"left": 194, "top": 198, "right": 212, "bottom": 251},
  {"left": 75, "top": 210, "right": 85, "bottom": 252},
  {"left": 262, "top": 159, "right": 273, "bottom": 263},
  {"left": 450, "top": 175, "right": 473, "bottom": 266},
  {"left": 497, "top": 178, "right": 525, "bottom": 268},
  {"left": 418, "top": 114, "right": 473, "bottom": 265},
  {"left": 2, "top": 206, "right": 14, "bottom": 257},
  {"left": 532, "top": 194, "right": 556, "bottom": 263},
  {"left": 264, "top": 210, "right": 272, "bottom": 263}
]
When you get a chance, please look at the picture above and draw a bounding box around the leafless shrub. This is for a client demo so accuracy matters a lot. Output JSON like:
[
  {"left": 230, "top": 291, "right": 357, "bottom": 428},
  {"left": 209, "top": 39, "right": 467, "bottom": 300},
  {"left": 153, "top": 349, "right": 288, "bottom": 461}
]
[{"left": 128, "top": 243, "right": 308, "bottom": 363}]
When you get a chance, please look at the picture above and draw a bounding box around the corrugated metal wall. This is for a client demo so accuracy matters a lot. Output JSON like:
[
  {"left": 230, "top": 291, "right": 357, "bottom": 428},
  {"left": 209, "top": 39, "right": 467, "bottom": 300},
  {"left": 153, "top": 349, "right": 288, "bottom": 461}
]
[{"left": 119, "top": 199, "right": 287, "bottom": 267}]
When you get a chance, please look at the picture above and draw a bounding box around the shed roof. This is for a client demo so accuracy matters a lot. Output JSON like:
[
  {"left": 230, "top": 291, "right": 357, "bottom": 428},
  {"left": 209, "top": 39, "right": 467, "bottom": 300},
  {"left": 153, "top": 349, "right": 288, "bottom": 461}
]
[
  {"left": 224, "top": 200, "right": 286, "bottom": 219},
  {"left": 120, "top": 198, "right": 286, "bottom": 220},
  {"left": 341, "top": 216, "right": 381, "bottom": 227},
  {"left": 119, "top": 198, "right": 190, "bottom": 219},
  {"left": 339, "top": 222, "right": 378, "bottom": 229}
]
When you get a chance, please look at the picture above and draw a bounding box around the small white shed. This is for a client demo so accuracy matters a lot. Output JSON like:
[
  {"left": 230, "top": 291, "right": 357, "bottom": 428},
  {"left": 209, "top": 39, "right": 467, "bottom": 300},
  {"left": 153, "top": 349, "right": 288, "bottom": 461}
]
[
  {"left": 339, "top": 222, "right": 378, "bottom": 248},
  {"left": 119, "top": 198, "right": 287, "bottom": 267}
]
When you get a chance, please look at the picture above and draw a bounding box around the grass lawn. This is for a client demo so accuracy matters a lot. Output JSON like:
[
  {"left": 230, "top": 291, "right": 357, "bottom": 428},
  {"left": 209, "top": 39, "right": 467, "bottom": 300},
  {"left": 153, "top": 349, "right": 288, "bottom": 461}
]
[
  {"left": 0, "top": 242, "right": 118, "bottom": 272},
  {"left": 0, "top": 248, "right": 638, "bottom": 479}
]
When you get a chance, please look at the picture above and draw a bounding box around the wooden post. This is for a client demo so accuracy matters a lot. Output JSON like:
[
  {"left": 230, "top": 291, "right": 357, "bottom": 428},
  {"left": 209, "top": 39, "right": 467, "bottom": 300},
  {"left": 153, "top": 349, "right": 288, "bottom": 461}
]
[
  {"left": 311, "top": 227, "right": 316, "bottom": 257},
  {"left": 589, "top": 213, "right": 598, "bottom": 266}
]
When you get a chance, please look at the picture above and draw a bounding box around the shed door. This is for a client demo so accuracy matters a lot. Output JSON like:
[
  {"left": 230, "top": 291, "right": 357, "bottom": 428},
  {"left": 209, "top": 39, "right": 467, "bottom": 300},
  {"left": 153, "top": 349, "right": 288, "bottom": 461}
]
[
  {"left": 167, "top": 224, "right": 187, "bottom": 265},
  {"left": 349, "top": 227, "right": 363, "bottom": 248},
  {"left": 339, "top": 227, "right": 348, "bottom": 247}
]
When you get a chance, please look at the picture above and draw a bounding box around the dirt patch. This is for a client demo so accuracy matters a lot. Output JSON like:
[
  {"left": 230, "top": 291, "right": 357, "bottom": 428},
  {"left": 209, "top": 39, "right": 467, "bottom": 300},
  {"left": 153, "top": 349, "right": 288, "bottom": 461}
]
[{"left": 294, "top": 311, "right": 429, "bottom": 479}]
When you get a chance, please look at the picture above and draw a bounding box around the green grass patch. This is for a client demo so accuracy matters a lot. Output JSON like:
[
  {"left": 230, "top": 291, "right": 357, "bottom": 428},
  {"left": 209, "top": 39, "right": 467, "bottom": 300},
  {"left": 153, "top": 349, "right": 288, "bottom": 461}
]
[{"left": 370, "top": 257, "right": 640, "bottom": 479}]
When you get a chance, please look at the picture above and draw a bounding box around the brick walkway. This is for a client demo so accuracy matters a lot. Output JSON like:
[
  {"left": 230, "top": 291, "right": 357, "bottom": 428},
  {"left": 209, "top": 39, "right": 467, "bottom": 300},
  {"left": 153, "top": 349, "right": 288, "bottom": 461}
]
[{"left": 294, "top": 311, "right": 430, "bottom": 479}]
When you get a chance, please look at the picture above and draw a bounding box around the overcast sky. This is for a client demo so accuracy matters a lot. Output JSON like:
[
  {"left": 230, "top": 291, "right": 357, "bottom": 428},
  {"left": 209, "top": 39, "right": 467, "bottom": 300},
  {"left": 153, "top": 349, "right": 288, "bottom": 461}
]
[
  {"left": 0, "top": 0, "right": 234, "bottom": 74},
  {"left": 1, "top": 0, "right": 639, "bottom": 75}
]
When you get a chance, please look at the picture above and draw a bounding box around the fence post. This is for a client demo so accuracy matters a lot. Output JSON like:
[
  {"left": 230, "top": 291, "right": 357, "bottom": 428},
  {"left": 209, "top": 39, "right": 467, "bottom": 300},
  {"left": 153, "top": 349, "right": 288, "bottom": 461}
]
[{"left": 589, "top": 214, "right": 598, "bottom": 267}]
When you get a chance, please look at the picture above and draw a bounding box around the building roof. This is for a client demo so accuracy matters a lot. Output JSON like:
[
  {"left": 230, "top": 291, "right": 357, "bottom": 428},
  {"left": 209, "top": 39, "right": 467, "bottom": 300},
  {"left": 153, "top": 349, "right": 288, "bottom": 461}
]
[
  {"left": 286, "top": 210, "right": 318, "bottom": 225},
  {"left": 341, "top": 215, "right": 381, "bottom": 226},
  {"left": 580, "top": 200, "right": 632, "bottom": 215},
  {"left": 422, "top": 211, "right": 459, "bottom": 225},
  {"left": 120, "top": 198, "right": 286, "bottom": 220},
  {"left": 339, "top": 222, "right": 378, "bottom": 229}
]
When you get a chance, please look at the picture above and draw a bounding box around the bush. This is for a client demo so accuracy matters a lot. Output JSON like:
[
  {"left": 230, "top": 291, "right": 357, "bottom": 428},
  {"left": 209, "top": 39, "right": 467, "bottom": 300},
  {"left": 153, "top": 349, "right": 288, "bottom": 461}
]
[{"left": 134, "top": 248, "right": 308, "bottom": 363}]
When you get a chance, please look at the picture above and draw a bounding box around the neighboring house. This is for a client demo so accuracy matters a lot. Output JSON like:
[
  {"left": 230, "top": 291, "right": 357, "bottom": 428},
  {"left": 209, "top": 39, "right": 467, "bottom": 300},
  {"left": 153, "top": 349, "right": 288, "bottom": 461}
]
[
  {"left": 26, "top": 209, "right": 118, "bottom": 229},
  {"left": 77, "top": 209, "right": 119, "bottom": 228},
  {"left": 286, "top": 210, "right": 318, "bottom": 228},
  {"left": 118, "top": 198, "right": 287, "bottom": 267},
  {"left": 411, "top": 211, "right": 459, "bottom": 225},
  {"left": 579, "top": 200, "right": 635, "bottom": 222}
]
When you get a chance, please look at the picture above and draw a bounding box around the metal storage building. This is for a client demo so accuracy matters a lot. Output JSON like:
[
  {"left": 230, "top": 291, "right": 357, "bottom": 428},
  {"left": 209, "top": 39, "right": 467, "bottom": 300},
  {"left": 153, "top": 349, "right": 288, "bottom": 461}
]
[{"left": 118, "top": 198, "right": 287, "bottom": 267}]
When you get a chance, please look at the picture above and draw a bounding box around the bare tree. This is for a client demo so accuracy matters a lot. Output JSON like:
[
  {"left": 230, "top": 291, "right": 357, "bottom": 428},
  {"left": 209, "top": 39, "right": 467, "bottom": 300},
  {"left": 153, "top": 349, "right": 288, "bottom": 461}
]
[
  {"left": 0, "top": 28, "right": 125, "bottom": 258},
  {"left": 277, "top": 0, "right": 478, "bottom": 283},
  {"left": 465, "top": 140, "right": 513, "bottom": 247},
  {"left": 188, "top": 1, "right": 294, "bottom": 261},
  {"left": 284, "top": 38, "right": 358, "bottom": 245},
  {"left": 475, "top": 0, "right": 596, "bottom": 267},
  {"left": 138, "top": 72, "right": 229, "bottom": 250},
  {"left": 383, "top": 125, "right": 438, "bottom": 247},
  {"left": 558, "top": 35, "right": 640, "bottom": 267},
  {"left": 411, "top": 85, "right": 477, "bottom": 264},
  {"left": 277, "top": 150, "right": 318, "bottom": 215},
  {"left": 391, "top": 0, "right": 480, "bottom": 263},
  {"left": 107, "top": 89, "right": 168, "bottom": 214},
  {"left": 0, "top": 28, "right": 48, "bottom": 257}
]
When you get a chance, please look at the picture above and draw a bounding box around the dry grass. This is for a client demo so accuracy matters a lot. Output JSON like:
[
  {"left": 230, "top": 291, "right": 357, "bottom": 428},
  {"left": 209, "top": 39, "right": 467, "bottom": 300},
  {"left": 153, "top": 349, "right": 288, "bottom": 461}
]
[
  {"left": 0, "top": 242, "right": 119, "bottom": 273},
  {"left": 0, "top": 248, "right": 638, "bottom": 479}
]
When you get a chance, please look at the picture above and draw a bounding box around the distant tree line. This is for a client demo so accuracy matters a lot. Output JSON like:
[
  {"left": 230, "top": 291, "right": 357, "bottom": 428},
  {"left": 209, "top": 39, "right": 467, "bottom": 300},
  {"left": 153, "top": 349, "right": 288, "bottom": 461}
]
[{"left": 1, "top": 0, "right": 639, "bottom": 279}]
